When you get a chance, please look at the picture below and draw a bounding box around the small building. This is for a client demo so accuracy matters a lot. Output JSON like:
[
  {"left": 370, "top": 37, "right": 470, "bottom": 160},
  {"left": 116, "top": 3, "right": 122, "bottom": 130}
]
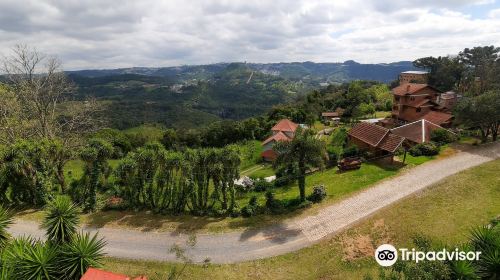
[
  {"left": 399, "top": 71, "right": 429, "bottom": 84},
  {"left": 81, "top": 268, "right": 147, "bottom": 280},
  {"left": 347, "top": 122, "right": 405, "bottom": 159},
  {"left": 321, "top": 108, "right": 345, "bottom": 124},
  {"left": 261, "top": 119, "right": 298, "bottom": 161}
]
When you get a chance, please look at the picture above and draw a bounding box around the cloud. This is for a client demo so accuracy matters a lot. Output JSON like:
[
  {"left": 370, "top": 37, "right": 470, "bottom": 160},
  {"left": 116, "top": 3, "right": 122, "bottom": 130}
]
[{"left": 0, "top": 0, "right": 499, "bottom": 69}]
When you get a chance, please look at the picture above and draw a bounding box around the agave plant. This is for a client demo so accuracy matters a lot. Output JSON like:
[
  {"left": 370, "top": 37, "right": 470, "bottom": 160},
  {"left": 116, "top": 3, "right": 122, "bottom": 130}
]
[
  {"left": 41, "top": 195, "right": 80, "bottom": 244},
  {"left": 469, "top": 225, "right": 500, "bottom": 279},
  {"left": 0, "top": 206, "right": 13, "bottom": 248},
  {"left": 58, "top": 231, "right": 106, "bottom": 280}
]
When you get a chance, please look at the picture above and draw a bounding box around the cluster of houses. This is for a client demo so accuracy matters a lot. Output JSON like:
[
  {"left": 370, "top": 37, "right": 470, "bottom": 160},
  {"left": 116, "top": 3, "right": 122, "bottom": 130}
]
[{"left": 261, "top": 70, "right": 458, "bottom": 163}]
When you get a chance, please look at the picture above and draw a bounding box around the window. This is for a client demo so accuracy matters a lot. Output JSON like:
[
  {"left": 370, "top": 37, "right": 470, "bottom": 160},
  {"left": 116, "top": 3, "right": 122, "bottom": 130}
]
[
  {"left": 416, "top": 108, "right": 421, "bottom": 112},
  {"left": 410, "top": 97, "right": 415, "bottom": 101}
]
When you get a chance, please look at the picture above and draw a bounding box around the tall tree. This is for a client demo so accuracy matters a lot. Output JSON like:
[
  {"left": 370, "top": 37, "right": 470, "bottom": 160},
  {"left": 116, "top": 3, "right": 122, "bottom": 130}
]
[
  {"left": 413, "top": 56, "right": 465, "bottom": 91},
  {"left": 273, "top": 128, "right": 327, "bottom": 202},
  {"left": 454, "top": 91, "right": 500, "bottom": 142},
  {"left": 1, "top": 45, "right": 100, "bottom": 145},
  {"left": 458, "top": 46, "right": 500, "bottom": 94},
  {"left": 41, "top": 196, "right": 80, "bottom": 244}
]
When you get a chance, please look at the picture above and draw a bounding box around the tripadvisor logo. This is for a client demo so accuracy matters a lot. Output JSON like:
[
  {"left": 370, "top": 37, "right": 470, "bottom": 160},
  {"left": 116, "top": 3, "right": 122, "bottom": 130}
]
[{"left": 374, "top": 244, "right": 481, "bottom": 267}]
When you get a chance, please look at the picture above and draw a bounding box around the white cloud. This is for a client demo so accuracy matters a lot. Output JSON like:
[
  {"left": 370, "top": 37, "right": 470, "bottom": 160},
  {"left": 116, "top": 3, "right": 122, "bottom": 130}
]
[{"left": 0, "top": 0, "right": 499, "bottom": 69}]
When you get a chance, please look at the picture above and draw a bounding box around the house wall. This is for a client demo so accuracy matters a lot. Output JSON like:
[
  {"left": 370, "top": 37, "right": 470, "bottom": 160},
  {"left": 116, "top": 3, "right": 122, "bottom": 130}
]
[
  {"left": 399, "top": 73, "right": 428, "bottom": 84},
  {"left": 262, "top": 141, "right": 274, "bottom": 151}
]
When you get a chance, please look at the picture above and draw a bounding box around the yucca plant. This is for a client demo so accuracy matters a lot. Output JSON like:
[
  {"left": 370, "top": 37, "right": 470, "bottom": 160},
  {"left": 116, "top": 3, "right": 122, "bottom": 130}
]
[
  {"left": 58, "top": 231, "right": 106, "bottom": 280},
  {"left": 41, "top": 195, "right": 80, "bottom": 244},
  {"left": 9, "top": 239, "right": 59, "bottom": 280},
  {"left": 0, "top": 206, "right": 13, "bottom": 248},
  {"left": 469, "top": 225, "right": 500, "bottom": 279}
]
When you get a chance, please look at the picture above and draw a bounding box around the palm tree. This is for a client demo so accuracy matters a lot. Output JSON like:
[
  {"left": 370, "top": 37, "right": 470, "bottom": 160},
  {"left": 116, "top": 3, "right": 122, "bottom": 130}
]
[
  {"left": 6, "top": 237, "right": 59, "bottom": 280},
  {"left": 273, "top": 127, "right": 327, "bottom": 202},
  {"left": 58, "top": 232, "right": 106, "bottom": 280},
  {"left": 41, "top": 196, "right": 80, "bottom": 244},
  {"left": 0, "top": 206, "right": 13, "bottom": 248}
]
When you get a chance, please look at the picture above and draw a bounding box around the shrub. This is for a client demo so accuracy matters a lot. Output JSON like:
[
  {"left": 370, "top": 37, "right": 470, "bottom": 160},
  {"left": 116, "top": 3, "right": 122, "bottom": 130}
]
[
  {"left": 308, "top": 185, "right": 327, "bottom": 203},
  {"left": 430, "top": 129, "right": 457, "bottom": 145},
  {"left": 241, "top": 196, "right": 259, "bottom": 217},
  {"left": 265, "top": 191, "right": 284, "bottom": 214},
  {"left": 409, "top": 142, "right": 439, "bottom": 157},
  {"left": 326, "top": 150, "right": 338, "bottom": 168},
  {"left": 254, "top": 179, "right": 273, "bottom": 192},
  {"left": 343, "top": 145, "right": 359, "bottom": 158}
]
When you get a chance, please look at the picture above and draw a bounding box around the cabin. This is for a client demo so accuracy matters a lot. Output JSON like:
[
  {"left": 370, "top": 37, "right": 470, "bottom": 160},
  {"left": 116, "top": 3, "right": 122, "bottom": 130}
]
[
  {"left": 347, "top": 122, "right": 405, "bottom": 160},
  {"left": 261, "top": 119, "right": 298, "bottom": 161},
  {"left": 321, "top": 108, "right": 344, "bottom": 125}
]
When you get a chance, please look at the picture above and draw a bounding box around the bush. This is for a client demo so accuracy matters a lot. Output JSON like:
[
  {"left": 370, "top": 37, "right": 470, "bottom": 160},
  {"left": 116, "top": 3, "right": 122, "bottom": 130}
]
[
  {"left": 409, "top": 142, "right": 439, "bottom": 157},
  {"left": 308, "top": 185, "right": 327, "bottom": 203},
  {"left": 265, "top": 191, "right": 284, "bottom": 214},
  {"left": 326, "top": 150, "right": 338, "bottom": 168},
  {"left": 343, "top": 145, "right": 359, "bottom": 158},
  {"left": 241, "top": 196, "right": 259, "bottom": 217},
  {"left": 254, "top": 179, "right": 273, "bottom": 192},
  {"left": 430, "top": 129, "right": 457, "bottom": 145},
  {"left": 274, "top": 165, "right": 295, "bottom": 187}
]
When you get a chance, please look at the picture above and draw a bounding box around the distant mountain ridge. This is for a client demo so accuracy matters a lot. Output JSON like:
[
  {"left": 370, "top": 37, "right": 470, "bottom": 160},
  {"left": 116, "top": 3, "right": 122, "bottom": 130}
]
[{"left": 67, "top": 60, "right": 418, "bottom": 84}]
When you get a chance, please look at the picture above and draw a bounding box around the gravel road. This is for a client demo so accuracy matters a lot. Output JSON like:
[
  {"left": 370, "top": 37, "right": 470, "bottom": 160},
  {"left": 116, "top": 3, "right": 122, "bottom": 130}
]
[{"left": 9, "top": 142, "right": 500, "bottom": 264}]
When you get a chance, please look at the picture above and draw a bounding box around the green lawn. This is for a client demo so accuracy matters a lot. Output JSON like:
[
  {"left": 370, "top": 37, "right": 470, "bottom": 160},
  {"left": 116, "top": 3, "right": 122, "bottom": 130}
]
[{"left": 102, "top": 159, "right": 500, "bottom": 280}]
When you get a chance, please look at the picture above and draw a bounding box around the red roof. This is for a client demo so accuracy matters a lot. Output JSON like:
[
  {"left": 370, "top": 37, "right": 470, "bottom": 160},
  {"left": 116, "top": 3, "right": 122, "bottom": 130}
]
[
  {"left": 348, "top": 122, "right": 389, "bottom": 147},
  {"left": 348, "top": 122, "right": 404, "bottom": 153},
  {"left": 81, "top": 268, "right": 147, "bottom": 280},
  {"left": 392, "top": 83, "right": 441, "bottom": 96},
  {"left": 422, "top": 111, "right": 453, "bottom": 125},
  {"left": 262, "top": 131, "right": 292, "bottom": 145},
  {"left": 391, "top": 119, "right": 444, "bottom": 144},
  {"left": 271, "top": 119, "right": 298, "bottom": 132}
]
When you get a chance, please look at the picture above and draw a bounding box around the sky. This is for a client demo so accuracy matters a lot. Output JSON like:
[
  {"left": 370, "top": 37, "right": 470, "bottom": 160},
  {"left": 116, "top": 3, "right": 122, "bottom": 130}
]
[{"left": 1, "top": 0, "right": 499, "bottom": 70}]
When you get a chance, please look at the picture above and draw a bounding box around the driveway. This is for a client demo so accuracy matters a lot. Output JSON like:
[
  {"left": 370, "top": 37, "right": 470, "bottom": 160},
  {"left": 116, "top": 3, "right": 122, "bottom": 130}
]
[{"left": 9, "top": 142, "right": 500, "bottom": 264}]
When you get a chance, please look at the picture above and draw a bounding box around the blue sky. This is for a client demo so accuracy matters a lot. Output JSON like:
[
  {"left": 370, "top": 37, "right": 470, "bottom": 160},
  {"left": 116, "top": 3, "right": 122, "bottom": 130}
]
[{"left": 1, "top": 0, "right": 499, "bottom": 70}]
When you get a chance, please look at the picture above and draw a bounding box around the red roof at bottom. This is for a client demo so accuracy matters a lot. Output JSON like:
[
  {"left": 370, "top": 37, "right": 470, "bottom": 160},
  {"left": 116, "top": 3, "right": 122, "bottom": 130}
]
[{"left": 81, "top": 268, "right": 147, "bottom": 280}]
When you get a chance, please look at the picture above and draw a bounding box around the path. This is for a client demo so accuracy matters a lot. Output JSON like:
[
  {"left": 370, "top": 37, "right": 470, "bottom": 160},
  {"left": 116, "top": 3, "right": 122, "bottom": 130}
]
[{"left": 9, "top": 142, "right": 500, "bottom": 264}]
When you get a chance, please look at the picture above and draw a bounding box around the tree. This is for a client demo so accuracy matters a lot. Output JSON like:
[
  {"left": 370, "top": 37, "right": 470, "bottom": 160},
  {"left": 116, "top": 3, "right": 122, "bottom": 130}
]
[
  {"left": 41, "top": 196, "right": 80, "bottom": 244},
  {"left": 459, "top": 46, "right": 500, "bottom": 94},
  {"left": 454, "top": 91, "right": 500, "bottom": 142},
  {"left": 413, "top": 56, "right": 465, "bottom": 91},
  {"left": 76, "top": 139, "right": 113, "bottom": 212},
  {"left": 273, "top": 127, "right": 327, "bottom": 202},
  {"left": 1, "top": 44, "right": 100, "bottom": 146}
]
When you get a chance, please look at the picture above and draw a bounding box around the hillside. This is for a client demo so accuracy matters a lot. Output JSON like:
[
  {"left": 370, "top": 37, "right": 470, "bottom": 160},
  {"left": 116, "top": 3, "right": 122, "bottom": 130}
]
[{"left": 68, "top": 61, "right": 417, "bottom": 129}]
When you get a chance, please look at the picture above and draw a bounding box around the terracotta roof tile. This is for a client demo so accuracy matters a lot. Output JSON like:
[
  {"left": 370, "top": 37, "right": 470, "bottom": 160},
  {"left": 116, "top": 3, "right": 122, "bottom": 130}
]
[
  {"left": 349, "top": 122, "right": 404, "bottom": 152},
  {"left": 422, "top": 111, "right": 453, "bottom": 125},
  {"left": 262, "top": 131, "right": 291, "bottom": 145},
  {"left": 392, "top": 83, "right": 442, "bottom": 96},
  {"left": 271, "top": 119, "right": 298, "bottom": 132},
  {"left": 81, "top": 268, "right": 132, "bottom": 280},
  {"left": 378, "top": 133, "right": 405, "bottom": 153},
  {"left": 391, "top": 119, "right": 446, "bottom": 143},
  {"left": 348, "top": 122, "right": 389, "bottom": 147}
]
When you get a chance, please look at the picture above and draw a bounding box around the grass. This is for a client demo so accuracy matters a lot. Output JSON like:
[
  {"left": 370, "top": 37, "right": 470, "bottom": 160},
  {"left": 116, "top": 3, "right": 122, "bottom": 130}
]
[
  {"left": 102, "top": 159, "right": 500, "bottom": 280},
  {"left": 236, "top": 140, "right": 263, "bottom": 170}
]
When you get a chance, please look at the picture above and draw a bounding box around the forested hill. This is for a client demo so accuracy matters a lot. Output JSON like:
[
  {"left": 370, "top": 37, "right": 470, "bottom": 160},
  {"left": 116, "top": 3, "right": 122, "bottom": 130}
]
[
  {"left": 68, "top": 60, "right": 417, "bottom": 84},
  {"left": 68, "top": 61, "right": 417, "bottom": 129}
]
